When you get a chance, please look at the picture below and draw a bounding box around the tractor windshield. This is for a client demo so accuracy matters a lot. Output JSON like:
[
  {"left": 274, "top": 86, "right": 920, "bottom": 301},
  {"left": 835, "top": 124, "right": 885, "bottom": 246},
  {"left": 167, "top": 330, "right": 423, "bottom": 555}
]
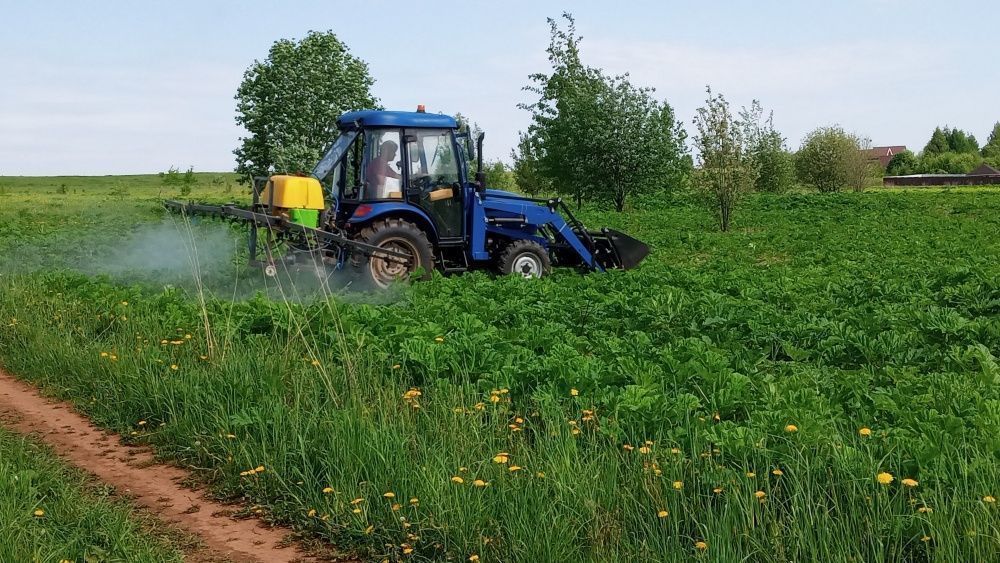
[{"left": 311, "top": 131, "right": 358, "bottom": 181}]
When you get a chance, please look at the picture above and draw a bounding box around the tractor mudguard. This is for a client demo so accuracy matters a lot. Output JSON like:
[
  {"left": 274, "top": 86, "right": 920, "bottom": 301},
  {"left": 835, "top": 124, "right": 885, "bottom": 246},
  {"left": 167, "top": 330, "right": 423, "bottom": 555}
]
[{"left": 346, "top": 202, "right": 438, "bottom": 241}]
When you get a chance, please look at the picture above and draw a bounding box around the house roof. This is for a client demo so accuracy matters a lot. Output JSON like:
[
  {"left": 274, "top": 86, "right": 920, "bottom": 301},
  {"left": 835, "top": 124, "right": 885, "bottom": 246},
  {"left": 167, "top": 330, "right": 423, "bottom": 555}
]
[
  {"left": 968, "top": 163, "right": 1000, "bottom": 176},
  {"left": 868, "top": 146, "right": 907, "bottom": 157}
]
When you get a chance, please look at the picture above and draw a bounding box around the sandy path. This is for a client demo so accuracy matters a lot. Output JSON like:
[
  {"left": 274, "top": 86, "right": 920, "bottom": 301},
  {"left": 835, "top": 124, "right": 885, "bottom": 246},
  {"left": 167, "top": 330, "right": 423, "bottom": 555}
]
[{"left": 0, "top": 369, "right": 320, "bottom": 563}]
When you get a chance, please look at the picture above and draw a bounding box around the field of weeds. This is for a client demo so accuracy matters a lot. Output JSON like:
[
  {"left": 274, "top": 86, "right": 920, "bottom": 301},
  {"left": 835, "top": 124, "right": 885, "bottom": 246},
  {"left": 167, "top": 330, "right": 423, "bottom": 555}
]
[{"left": 1, "top": 176, "right": 999, "bottom": 561}]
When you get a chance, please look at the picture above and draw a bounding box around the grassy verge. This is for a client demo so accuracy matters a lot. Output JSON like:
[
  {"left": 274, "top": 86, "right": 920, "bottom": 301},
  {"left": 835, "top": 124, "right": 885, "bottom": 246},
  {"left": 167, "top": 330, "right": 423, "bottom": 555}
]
[{"left": 0, "top": 426, "right": 184, "bottom": 562}]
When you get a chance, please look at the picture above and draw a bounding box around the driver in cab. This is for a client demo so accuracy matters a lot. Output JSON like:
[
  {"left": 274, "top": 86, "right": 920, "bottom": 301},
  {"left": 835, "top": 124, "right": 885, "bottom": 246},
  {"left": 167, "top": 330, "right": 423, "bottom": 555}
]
[{"left": 366, "top": 140, "right": 401, "bottom": 198}]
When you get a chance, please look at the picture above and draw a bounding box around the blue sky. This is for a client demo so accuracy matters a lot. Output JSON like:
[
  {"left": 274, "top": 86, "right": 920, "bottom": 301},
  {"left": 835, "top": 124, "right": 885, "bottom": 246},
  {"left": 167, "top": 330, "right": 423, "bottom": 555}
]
[{"left": 1, "top": 0, "right": 997, "bottom": 175}]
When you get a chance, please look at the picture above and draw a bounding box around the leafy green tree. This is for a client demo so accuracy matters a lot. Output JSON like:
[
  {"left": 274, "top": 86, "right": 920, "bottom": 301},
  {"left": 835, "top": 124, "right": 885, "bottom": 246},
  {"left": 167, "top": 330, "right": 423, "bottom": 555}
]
[
  {"left": 692, "top": 87, "right": 757, "bottom": 231},
  {"left": 886, "top": 150, "right": 918, "bottom": 176},
  {"left": 919, "top": 151, "right": 982, "bottom": 174},
  {"left": 740, "top": 100, "right": 794, "bottom": 193},
  {"left": 923, "top": 127, "right": 950, "bottom": 156},
  {"left": 516, "top": 13, "right": 689, "bottom": 211},
  {"left": 511, "top": 133, "right": 552, "bottom": 196},
  {"left": 945, "top": 128, "right": 979, "bottom": 154},
  {"left": 981, "top": 122, "right": 1000, "bottom": 162},
  {"left": 234, "top": 31, "right": 378, "bottom": 179},
  {"left": 795, "top": 126, "right": 867, "bottom": 193}
]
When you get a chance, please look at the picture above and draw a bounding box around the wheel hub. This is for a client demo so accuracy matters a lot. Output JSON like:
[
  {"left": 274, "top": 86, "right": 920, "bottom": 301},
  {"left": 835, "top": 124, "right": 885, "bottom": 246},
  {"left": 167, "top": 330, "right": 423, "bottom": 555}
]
[
  {"left": 370, "top": 238, "right": 417, "bottom": 288},
  {"left": 513, "top": 254, "right": 542, "bottom": 278}
]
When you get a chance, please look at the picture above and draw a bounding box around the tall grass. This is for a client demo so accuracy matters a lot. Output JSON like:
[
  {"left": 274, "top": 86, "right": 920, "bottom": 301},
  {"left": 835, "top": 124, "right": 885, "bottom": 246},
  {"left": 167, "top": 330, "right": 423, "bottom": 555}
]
[{"left": 0, "top": 427, "right": 183, "bottom": 562}]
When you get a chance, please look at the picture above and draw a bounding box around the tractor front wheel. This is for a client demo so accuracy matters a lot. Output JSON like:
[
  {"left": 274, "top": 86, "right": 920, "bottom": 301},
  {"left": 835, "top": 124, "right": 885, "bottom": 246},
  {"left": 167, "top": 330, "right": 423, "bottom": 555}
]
[
  {"left": 353, "top": 219, "right": 435, "bottom": 289},
  {"left": 498, "top": 240, "right": 551, "bottom": 279}
]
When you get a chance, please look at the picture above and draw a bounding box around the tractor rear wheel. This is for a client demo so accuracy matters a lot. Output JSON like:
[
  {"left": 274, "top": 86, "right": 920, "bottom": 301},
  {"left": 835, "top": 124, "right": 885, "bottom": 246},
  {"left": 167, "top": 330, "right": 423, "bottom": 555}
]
[
  {"left": 498, "top": 240, "right": 551, "bottom": 279},
  {"left": 353, "top": 218, "right": 434, "bottom": 289}
]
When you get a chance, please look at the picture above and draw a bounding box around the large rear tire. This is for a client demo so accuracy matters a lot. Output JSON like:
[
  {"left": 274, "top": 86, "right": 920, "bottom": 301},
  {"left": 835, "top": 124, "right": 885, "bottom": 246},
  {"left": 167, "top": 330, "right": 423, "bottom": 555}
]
[
  {"left": 353, "top": 218, "right": 435, "bottom": 289},
  {"left": 497, "top": 240, "right": 551, "bottom": 279}
]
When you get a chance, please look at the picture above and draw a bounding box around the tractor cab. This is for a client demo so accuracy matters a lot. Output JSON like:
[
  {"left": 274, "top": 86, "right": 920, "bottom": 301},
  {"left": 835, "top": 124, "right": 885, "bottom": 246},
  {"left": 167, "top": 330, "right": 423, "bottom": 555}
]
[{"left": 314, "top": 109, "right": 469, "bottom": 244}]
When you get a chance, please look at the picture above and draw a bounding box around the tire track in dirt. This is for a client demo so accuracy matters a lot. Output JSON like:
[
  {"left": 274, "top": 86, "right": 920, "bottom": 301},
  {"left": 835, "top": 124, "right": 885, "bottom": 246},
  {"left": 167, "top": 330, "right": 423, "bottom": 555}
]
[{"left": 0, "top": 369, "right": 326, "bottom": 563}]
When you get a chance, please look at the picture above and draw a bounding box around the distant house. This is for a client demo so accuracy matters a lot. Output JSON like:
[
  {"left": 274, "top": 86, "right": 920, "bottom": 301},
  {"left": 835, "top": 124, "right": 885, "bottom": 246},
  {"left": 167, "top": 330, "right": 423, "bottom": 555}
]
[
  {"left": 867, "top": 146, "right": 907, "bottom": 168},
  {"left": 969, "top": 163, "right": 1000, "bottom": 176}
]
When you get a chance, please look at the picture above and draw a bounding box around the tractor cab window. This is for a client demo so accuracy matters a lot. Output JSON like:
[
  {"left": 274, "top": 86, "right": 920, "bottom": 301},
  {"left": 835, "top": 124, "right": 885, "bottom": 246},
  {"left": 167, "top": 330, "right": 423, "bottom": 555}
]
[
  {"left": 362, "top": 129, "right": 404, "bottom": 200},
  {"left": 405, "top": 129, "right": 463, "bottom": 238},
  {"left": 325, "top": 132, "right": 364, "bottom": 201}
]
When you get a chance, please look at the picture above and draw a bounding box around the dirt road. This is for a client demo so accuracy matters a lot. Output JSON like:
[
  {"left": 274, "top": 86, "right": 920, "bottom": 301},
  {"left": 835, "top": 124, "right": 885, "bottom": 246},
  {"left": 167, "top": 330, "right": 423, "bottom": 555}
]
[{"left": 0, "top": 369, "right": 321, "bottom": 563}]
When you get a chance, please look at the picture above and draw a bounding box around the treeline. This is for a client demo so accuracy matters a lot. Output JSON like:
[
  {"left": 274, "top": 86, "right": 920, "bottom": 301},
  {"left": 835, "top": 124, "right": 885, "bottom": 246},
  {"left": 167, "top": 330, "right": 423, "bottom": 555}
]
[{"left": 886, "top": 124, "right": 1000, "bottom": 175}]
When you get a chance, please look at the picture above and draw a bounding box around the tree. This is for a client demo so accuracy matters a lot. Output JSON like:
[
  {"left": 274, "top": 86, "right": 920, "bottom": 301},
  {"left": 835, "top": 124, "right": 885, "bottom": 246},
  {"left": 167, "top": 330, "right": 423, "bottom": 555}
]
[
  {"left": 234, "top": 31, "right": 378, "bottom": 180},
  {"left": 918, "top": 151, "right": 981, "bottom": 174},
  {"left": 923, "top": 127, "right": 950, "bottom": 156},
  {"left": 692, "top": 87, "right": 757, "bottom": 232},
  {"left": 845, "top": 135, "right": 880, "bottom": 192},
  {"left": 516, "top": 13, "right": 689, "bottom": 211},
  {"left": 886, "top": 150, "right": 918, "bottom": 176},
  {"left": 795, "top": 126, "right": 867, "bottom": 193},
  {"left": 945, "top": 128, "right": 979, "bottom": 154},
  {"left": 511, "top": 133, "right": 552, "bottom": 196},
  {"left": 740, "top": 100, "right": 794, "bottom": 193},
  {"left": 981, "top": 122, "right": 1000, "bottom": 163}
]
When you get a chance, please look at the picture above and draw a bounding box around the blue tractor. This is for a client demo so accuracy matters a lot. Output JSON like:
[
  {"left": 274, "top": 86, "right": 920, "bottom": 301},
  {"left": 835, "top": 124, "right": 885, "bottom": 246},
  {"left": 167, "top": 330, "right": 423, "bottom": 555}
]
[{"left": 167, "top": 107, "right": 649, "bottom": 288}]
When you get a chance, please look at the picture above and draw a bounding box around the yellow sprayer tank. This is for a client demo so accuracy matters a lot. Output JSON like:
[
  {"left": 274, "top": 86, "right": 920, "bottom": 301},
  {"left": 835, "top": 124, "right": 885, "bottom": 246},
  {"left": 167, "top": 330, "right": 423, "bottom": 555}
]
[{"left": 261, "top": 175, "right": 325, "bottom": 210}]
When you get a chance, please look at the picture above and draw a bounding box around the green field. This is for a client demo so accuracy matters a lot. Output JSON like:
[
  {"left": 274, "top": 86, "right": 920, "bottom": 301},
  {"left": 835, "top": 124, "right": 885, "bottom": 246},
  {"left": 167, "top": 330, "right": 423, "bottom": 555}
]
[{"left": 1, "top": 175, "right": 999, "bottom": 561}]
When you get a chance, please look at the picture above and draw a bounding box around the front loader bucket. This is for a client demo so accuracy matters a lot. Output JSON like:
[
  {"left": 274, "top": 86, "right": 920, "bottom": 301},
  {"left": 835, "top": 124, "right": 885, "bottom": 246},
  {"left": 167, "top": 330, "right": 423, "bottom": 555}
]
[{"left": 589, "top": 228, "right": 650, "bottom": 270}]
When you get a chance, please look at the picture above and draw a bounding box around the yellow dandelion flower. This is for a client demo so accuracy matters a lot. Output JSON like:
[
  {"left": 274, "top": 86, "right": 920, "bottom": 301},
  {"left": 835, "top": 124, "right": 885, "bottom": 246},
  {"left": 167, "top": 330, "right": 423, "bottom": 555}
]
[
  {"left": 451, "top": 476, "right": 464, "bottom": 484},
  {"left": 489, "top": 394, "right": 500, "bottom": 404},
  {"left": 571, "top": 427, "right": 581, "bottom": 435},
  {"left": 170, "top": 364, "right": 178, "bottom": 370},
  {"left": 365, "top": 525, "right": 374, "bottom": 534},
  {"left": 858, "top": 427, "right": 872, "bottom": 437},
  {"left": 311, "top": 359, "right": 320, "bottom": 367},
  {"left": 877, "top": 472, "right": 894, "bottom": 485},
  {"left": 434, "top": 336, "right": 445, "bottom": 343},
  {"left": 536, "top": 471, "right": 546, "bottom": 478},
  {"left": 409, "top": 497, "right": 419, "bottom": 505},
  {"left": 508, "top": 465, "right": 522, "bottom": 472},
  {"left": 226, "top": 433, "right": 236, "bottom": 439},
  {"left": 921, "top": 536, "right": 931, "bottom": 542},
  {"left": 100, "top": 351, "right": 109, "bottom": 357},
  {"left": 784, "top": 424, "right": 798, "bottom": 433},
  {"left": 469, "top": 556, "right": 480, "bottom": 562},
  {"left": 350, "top": 498, "right": 364, "bottom": 505},
  {"left": 383, "top": 491, "right": 396, "bottom": 498},
  {"left": 713, "top": 487, "right": 724, "bottom": 494},
  {"left": 772, "top": 469, "right": 784, "bottom": 476},
  {"left": 110, "top": 354, "right": 118, "bottom": 361},
  {"left": 657, "top": 509, "right": 669, "bottom": 518},
  {"left": 901, "top": 478, "right": 918, "bottom": 488},
  {"left": 638, "top": 446, "right": 651, "bottom": 454},
  {"left": 459, "top": 466, "right": 468, "bottom": 472},
  {"left": 403, "top": 546, "right": 414, "bottom": 554},
  {"left": 918, "top": 506, "right": 933, "bottom": 513},
  {"left": 695, "top": 541, "right": 708, "bottom": 551},
  {"left": 138, "top": 420, "right": 147, "bottom": 426},
  {"left": 746, "top": 471, "right": 756, "bottom": 478},
  {"left": 492, "top": 453, "right": 509, "bottom": 464},
  {"left": 255, "top": 465, "right": 265, "bottom": 473},
  {"left": 570, "top": 388, "right": 579, "bottom": 396},
  {"left": 754, "top": 490, "right": 766, "bottom": 500},
  {"left": 33, "top": 509, "right": 45, "bottom": 517},
  {"left": 670, "top": 447, "right": 681, "bottom": 455},
  {"left": 391, "top": 503, "right": 401, "bottom": 511},
  {"left": 472, "top": 479, "right": 488, "bottom": 487},
  {"left": 307, "top": 508, "right": 316, "bottom": 517},
  {"left": 322, "top": 487, "right": 334, "bottom": 494},
  {"left": 672, "top": 481, "right": 683, "bottom": 490},
  {"left": 392, "top": 364, "right": 401, "bottom": 369},
  {"left": 983, "top": 495, "right": 996, "bottom": 503},
  {"left": 184, "top": 334, "right": 192, "bottom": 340},
  {"left": 623, "top": 444, "right": 634, "bottom": 451}
]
